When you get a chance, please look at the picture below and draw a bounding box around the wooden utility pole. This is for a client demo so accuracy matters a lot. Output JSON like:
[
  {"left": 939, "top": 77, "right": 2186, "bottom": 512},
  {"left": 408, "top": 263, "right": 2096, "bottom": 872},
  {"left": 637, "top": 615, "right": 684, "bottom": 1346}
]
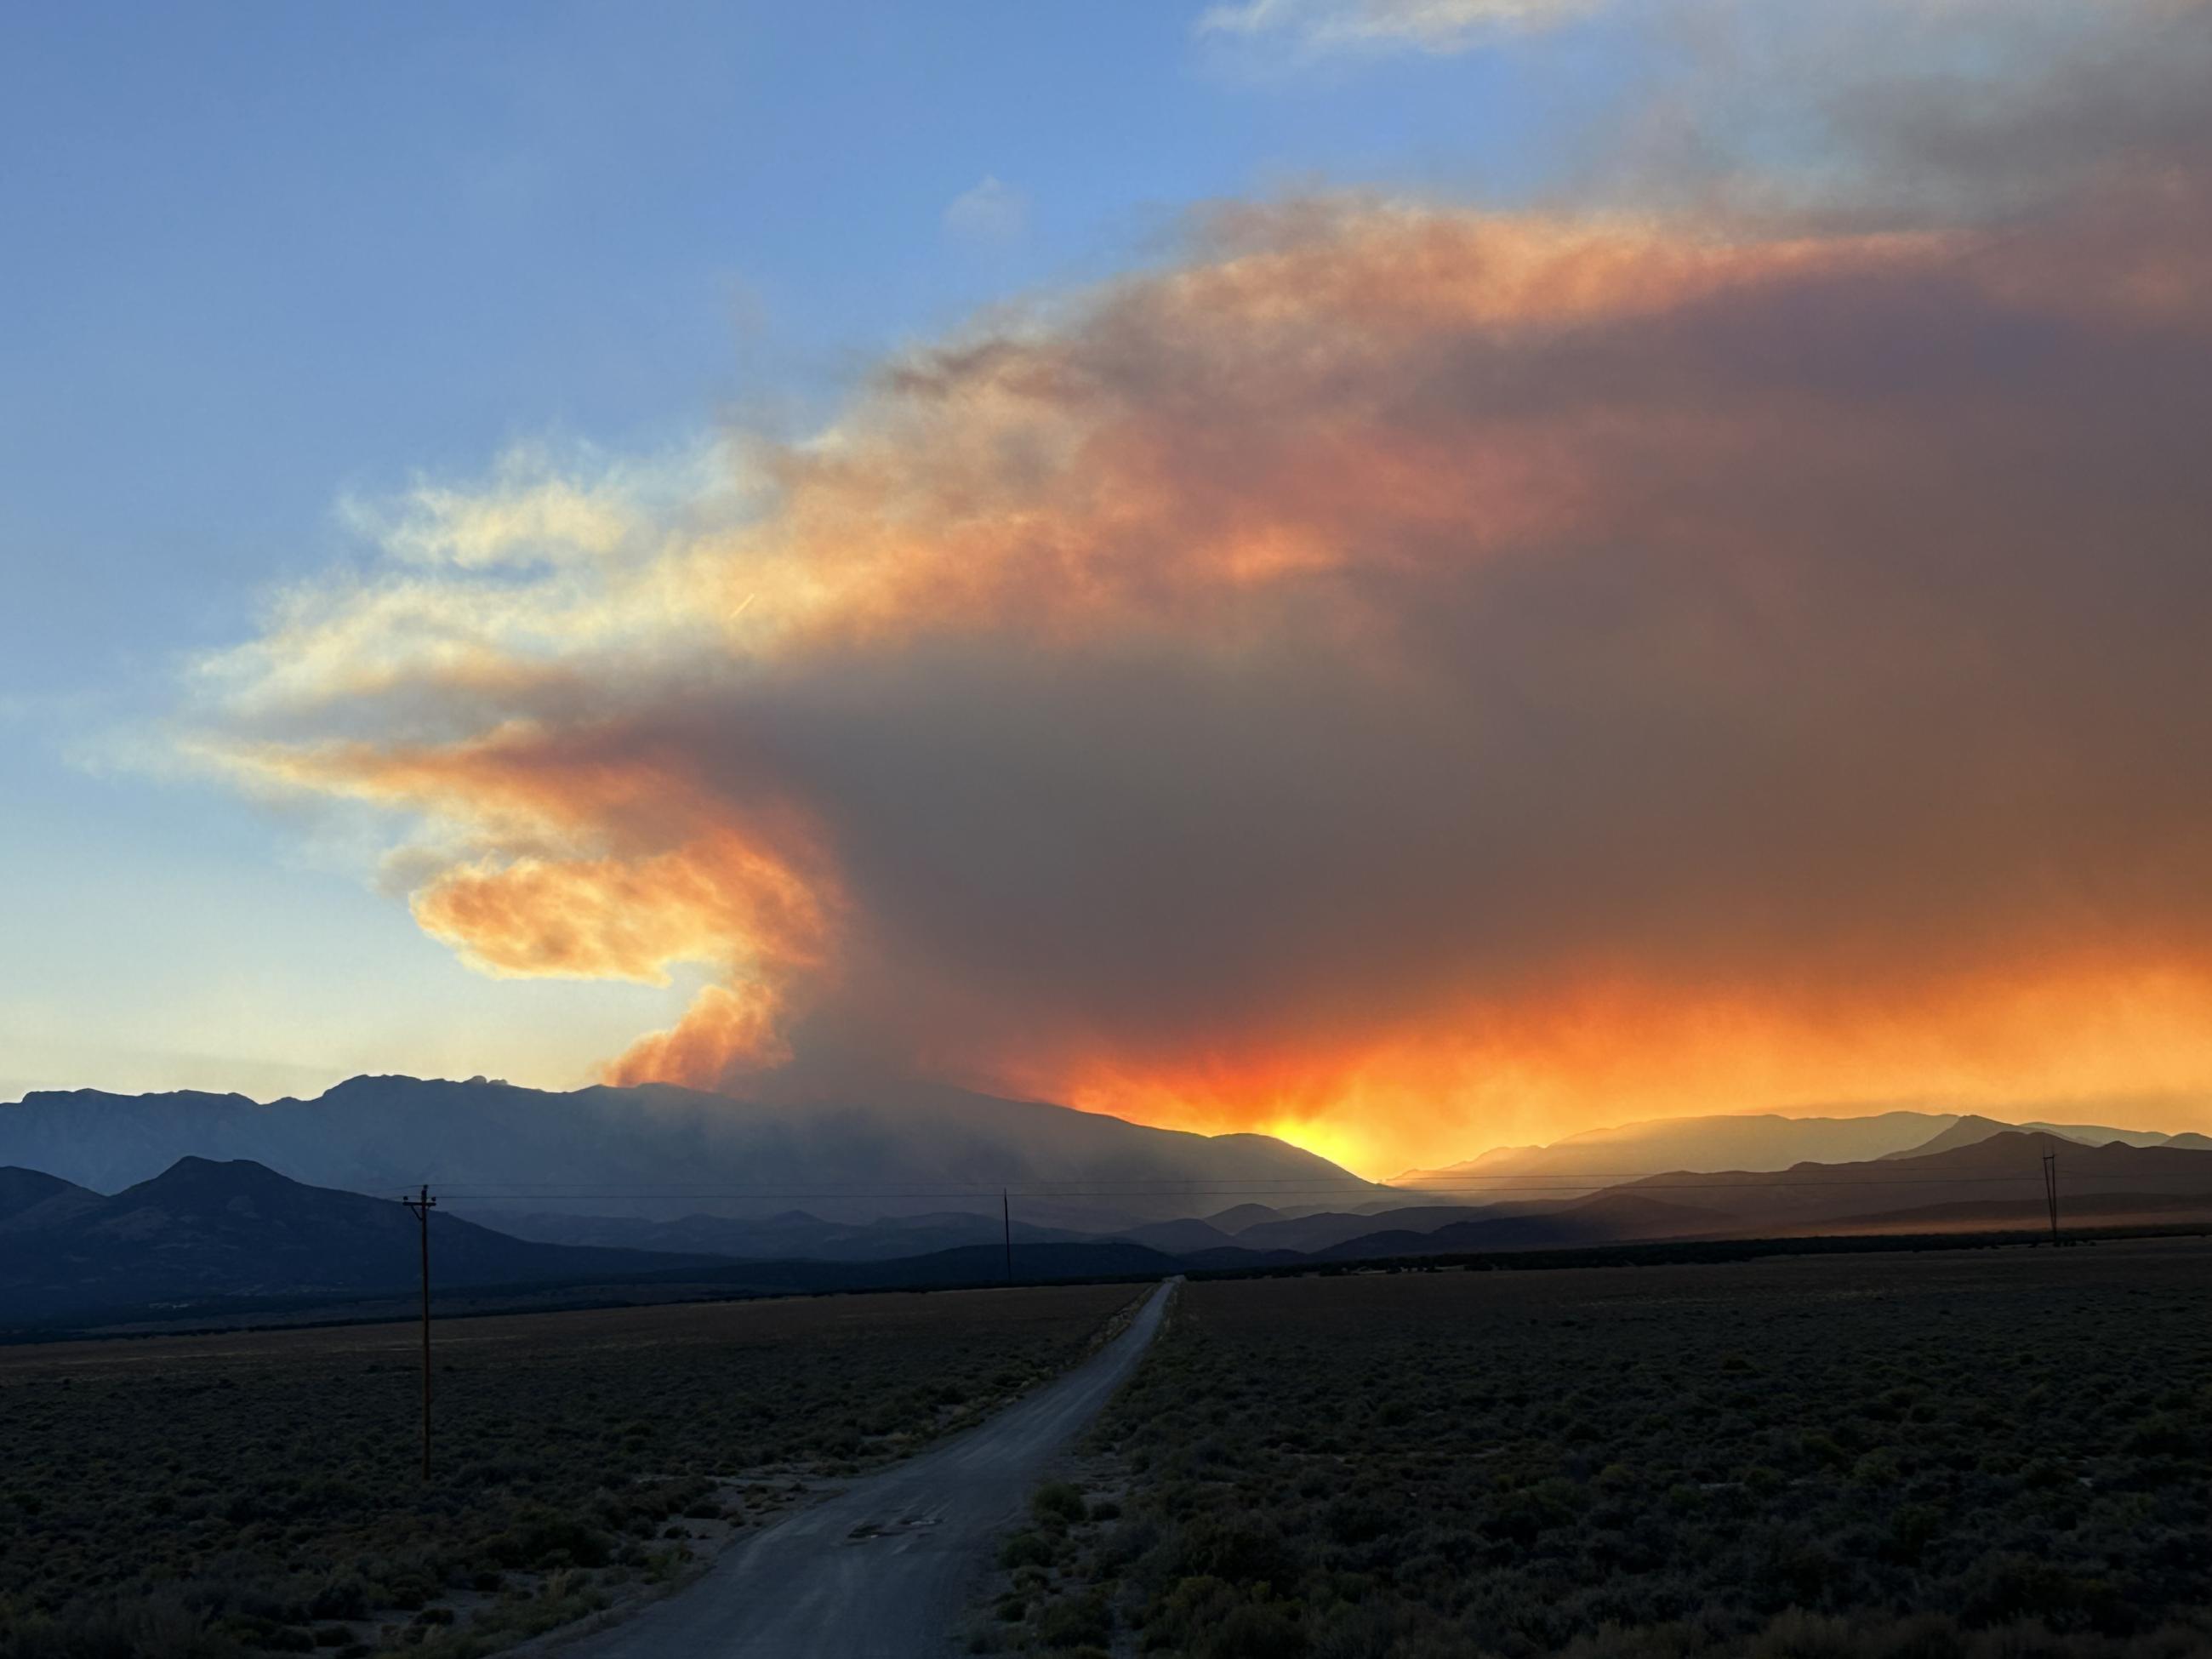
[
  {"left": 401, "top": 1184, "right": 436, "bottom": 1480},
  {"left": 1002, "top": 1189, "right": 1013, "bottom": 1286},
  {"left": 2041, "top": 1143, "right": 2060, "bottom": 1246}
]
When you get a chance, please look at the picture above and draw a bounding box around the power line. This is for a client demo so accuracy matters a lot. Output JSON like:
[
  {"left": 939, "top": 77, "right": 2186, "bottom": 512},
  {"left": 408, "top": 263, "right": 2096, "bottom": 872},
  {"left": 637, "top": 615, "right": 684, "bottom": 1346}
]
[
  {"left": 442, "top": 1183, "right": 1370, "bottom": 1194},
  {"left": 427, "top": 1173, "right": 2128, "bottom": 1203}
]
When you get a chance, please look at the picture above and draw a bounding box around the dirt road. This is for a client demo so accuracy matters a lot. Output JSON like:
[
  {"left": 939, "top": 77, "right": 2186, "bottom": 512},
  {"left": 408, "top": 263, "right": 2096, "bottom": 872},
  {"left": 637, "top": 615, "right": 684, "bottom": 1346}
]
[{"left": 562, "top": 1277, "right": 1175, "bottom": 1657}]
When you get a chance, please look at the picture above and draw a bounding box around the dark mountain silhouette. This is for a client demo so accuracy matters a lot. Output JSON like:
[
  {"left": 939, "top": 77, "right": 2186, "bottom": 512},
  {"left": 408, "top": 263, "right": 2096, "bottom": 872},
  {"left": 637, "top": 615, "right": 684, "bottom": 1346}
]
[
  {"left": 1609, "top": 1132, "right": 2212, "bottom": 1233},
  {"left": 6, "top": 1127, "right": 2212, "bottom": 1335},
  {"left": 0, "top": 1167, "right": 78, "bottom": 1219},
  {"left": 1878, "top": 1115, "right": 2063, "bottom": 1159},
  {"left": 1205, "top": 1202, "right": 1291, "bottom": 1231},
  {"left": 1878, "top": 1115, "right": 2209, "bottom": 1160},
  {"left": 0, "top": 1158, "right": 715, "bottom": 1324},
  {"left": 1233, "top": 1203, "right": 1531, "bottom": 1253},
  {"left": 0, "top": 1155, "right": 1214, "bottom": 1328},
  {"left": 1317, "top": 1192, "right": 1722, "bottom": 1259},
  {"left": 1396, "top": 1109, "right": 2212, "bottom": 1194},
  {"left": 0, "top": 1075, "right": 1375, "bottom": 1229},
  {"left": 2015, "top": 1120, "right": 2195, "bottom": 1149},
  {"left": 0, "top": 1166, "right": 100, "bottom": 1232},
  {"left": 1392, "top": 1110, "right": 1967, "bottom": 1192},
  {"left": 1111, "top": 1217, "right": 1241, "bottom": 1253}
]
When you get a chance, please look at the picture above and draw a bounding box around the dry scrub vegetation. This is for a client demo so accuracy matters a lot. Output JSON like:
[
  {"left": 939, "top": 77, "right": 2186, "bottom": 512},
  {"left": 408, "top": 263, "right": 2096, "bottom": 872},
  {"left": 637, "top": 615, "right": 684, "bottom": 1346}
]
[
  {"left": 990, "top": 1240, "right": 2212, "bottom": 1659},
  {"left": 0, "top": 1282, "right": 1142, "bottom": 1659}
]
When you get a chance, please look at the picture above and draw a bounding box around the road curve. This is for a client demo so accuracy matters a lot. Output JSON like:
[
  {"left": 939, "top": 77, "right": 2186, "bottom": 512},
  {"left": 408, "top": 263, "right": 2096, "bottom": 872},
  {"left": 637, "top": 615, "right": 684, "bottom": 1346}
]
[{"left": 563, "top": 1278, "right": 1176, "bottom": 1659}]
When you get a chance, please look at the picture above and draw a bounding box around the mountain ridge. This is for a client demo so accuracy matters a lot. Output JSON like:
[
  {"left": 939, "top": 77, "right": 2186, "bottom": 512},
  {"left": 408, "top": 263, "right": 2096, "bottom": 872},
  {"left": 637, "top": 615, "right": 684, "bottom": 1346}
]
[
  {"left": 1605, "top": 1132, "right": 2212, "bottom": 1233},
  {"left": 0, "top": 1157, "right": 719, "bottom": 1323},
  {"left": 1391, "top": 1110, "right": 1968, "bottom": 1189},
  {"left": 1396, "top": 1108, "right": 2212, "bottom": 1191},
  {"left": 0, "top": 1074, "right": 1377, "bottom": 1229},
  {"left": 7, "top": 1132, "right": 2212, "bottom": 1334}
]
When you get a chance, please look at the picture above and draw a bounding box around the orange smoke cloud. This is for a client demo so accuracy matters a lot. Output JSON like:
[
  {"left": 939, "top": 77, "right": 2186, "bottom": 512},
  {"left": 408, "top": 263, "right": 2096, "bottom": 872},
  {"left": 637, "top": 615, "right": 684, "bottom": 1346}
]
[
  {"left": 220, "top": 732, "right": 841, "bottom": 1079},
  {"left": 194, "top": 17, "right": 2212, "bottom": 1173},
  {"left": 604, "top": 982, "right": 795, "bottom": 1087}
]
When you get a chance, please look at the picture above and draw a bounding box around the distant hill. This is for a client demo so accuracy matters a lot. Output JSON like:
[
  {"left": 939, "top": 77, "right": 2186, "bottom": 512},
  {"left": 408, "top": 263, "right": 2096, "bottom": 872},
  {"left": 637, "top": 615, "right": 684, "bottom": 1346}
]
[
  {"left": 1396, "top": 1108, "right": 2212, "bottom": 1194},
  {"left": 0, "top": 1158, "right": 715, "bottom": 1325},
  {"left": 1608, "top": 1132, "right": 2212, "bottom": 1234},
  {"left": 7, "top": 1127, "right": 2211, "bottom": 1336},
  {"left": 1392, "top": 1111, "right": 1965, "bottom": 1194},
  {"left": 1114, "top": 1217, "right": 1243, "bottom": 1254},
  {"left": 0, "top": 1167, "right": 78, "bottom": 1220},
  {"left": 1884, "top": 1115, "right": 2212, "bottom": 1159},
  {"left": 1205, "top": 1203, "right": 1289, "bottom": 1232},
  {"left": 0, "top": 1166, "right": 100, "bottom": 1232},
  {"left": 1878, "top": 1115, "right": 2064, "bottom": 1159},
  {"left": 2017, "top": 1120, "right": 2201, "bottom": 1149},
  {"left": 0, "top": 1074, "right": 1377, "bottom": 1228},
  {"left": 1232, "top": 1203, "right": 1528, "bottom": 1253},
  {"left": 1318, "top": 1192, "right": 1723, "bottom": 1259}
]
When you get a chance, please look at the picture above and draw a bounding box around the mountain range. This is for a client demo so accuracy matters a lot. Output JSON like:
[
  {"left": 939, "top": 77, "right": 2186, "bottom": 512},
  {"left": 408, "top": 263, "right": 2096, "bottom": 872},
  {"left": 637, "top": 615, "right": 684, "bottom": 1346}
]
[
  {"left": 4, "top": 1126, "right": 2209, "bottom": 1333},
  {"left": 1604, "top": 1132, "right": 2212, "bottom": 1234},
  {"left": 0, "top": 1157, "right": 715, "bottom": 1323},
  {"left": 5, "top": 1078, "right": 2209, "bottom": 1334},
  {"left": 0, "top": 1074, "right": 1377, "bottom": 1229},
  {"left": 1394, "top": 1109, "right": 2212, "bottom": 1194}
]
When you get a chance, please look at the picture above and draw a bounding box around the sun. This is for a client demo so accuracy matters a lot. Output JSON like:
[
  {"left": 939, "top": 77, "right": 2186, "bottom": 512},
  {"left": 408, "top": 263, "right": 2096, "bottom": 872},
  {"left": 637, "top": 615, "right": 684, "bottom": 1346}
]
[{"left": 1262, "top": 1115, "right": 1384, "bottom": 1183}]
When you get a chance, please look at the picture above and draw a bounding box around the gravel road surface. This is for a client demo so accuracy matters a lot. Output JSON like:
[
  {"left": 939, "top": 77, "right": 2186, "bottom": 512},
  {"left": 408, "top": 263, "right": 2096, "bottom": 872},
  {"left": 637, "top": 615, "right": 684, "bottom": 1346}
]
[{"left": 563, "top": 1277, "right": 1175, "bottom": 1657}]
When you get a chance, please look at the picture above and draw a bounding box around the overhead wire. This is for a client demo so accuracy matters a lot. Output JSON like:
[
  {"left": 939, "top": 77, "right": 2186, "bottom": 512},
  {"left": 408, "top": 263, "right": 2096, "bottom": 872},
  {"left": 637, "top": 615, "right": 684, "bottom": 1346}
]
[{"left": 418, "top": 1171, "right": 2134, "bottom": 1203}]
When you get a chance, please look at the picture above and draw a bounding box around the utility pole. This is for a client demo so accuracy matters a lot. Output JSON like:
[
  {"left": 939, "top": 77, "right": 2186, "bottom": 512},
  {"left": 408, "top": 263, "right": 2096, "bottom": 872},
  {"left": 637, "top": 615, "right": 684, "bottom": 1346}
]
[
  {"left": 1002, "top": 1189, "right": 1013, "bottom": 1286},
  {"left": 401, "top": 1184, "right": 436, "bottom": 1480},
  {"left": 2041, "top": 1142, "right": 2060, "bottom": 1246}
]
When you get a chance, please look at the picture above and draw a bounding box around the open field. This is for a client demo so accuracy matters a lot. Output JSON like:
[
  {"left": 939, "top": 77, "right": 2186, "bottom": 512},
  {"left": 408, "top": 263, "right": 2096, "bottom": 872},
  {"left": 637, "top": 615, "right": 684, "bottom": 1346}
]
[
  {"left": 993, "top": 1240, "right": 2212, "bottom": 1659},
  {"left": 0, "top": 1282, "right": 1144, "bottom": 1659}
]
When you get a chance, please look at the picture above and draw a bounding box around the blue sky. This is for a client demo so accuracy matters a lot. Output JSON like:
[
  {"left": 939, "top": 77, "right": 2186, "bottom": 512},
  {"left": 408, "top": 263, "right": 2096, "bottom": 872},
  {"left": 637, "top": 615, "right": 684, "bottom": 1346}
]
[{"left": 0, "top": 2, "right": 1628, "bottom": 1099}]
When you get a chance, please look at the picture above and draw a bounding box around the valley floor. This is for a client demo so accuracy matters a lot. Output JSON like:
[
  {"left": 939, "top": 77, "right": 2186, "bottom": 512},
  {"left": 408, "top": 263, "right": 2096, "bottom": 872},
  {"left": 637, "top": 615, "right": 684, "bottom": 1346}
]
[
  {"left": 987, "top": 1238, "right": 2212, "bottom": 1659},
  {"left": 0, "top": 1282, "right": 1145, "bottom": 1658}
]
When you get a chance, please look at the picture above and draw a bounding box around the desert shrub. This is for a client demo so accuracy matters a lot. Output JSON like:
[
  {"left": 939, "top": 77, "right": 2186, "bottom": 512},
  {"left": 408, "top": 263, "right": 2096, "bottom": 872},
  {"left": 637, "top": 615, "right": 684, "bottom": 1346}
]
[
  {"left": 1032, "top": 1591, "right": 1112, "bottom": 1650},
  {"left": 1149, "top": 1515, "right": 1299, "bottom": 1591},
  {"left": 1204, "top": 1599, "right": 1308, "bottom": 1659},
  {"left": 0, "top": 1283, "right": 1143, "bottom": 1656},
  {"left": 1017, "top": 1244, "right": 2212, "bottom": 1658},
  {"left": 1032, "top": 1482, "right": 1088, "bottom": 1525},
  {"left": 998, "top": 1530, "right": 1057, "bottom": 1570}
]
